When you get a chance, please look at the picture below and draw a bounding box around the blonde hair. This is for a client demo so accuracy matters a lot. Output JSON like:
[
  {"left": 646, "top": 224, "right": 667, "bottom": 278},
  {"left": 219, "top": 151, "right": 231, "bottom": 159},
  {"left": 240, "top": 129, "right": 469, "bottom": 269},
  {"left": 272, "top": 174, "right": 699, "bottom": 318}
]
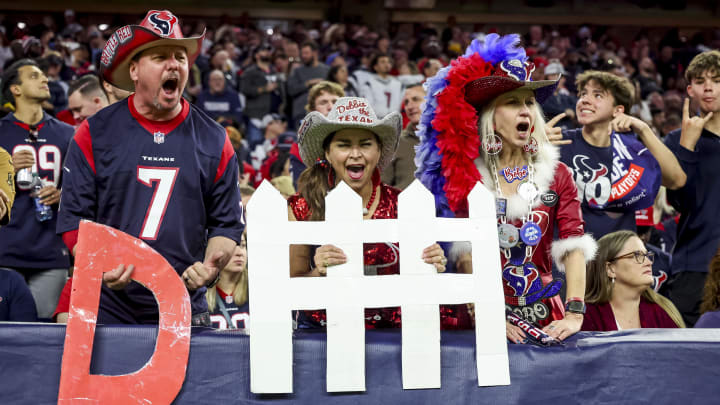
[
  {"left": 586, "top": 230, "right": 685, "bottom": 328},
  {"left": 653, "top": 186, "right": 675, "bottom": 220},
  {"left": 271, "top": 175, "right": 296, "bottom": 198},
  {"left": 224, "top": 126, "right": 243, "bottom": 150},
  {"left": 477, "top": 91, "right": 550, "bottom": 172},
  {"left": 305, "top": 80, "right": 345, "bottom": 112},
  {"left": 206, "top": 233, "right": 248, "bottom": 312}
]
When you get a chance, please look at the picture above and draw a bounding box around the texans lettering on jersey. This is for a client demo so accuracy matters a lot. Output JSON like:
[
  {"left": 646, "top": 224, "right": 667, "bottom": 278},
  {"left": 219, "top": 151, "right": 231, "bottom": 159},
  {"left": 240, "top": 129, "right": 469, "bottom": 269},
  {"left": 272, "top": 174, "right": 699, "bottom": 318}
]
[
  {"left": 0, "top": 113, "right": 73, "bottom": 269},
  {"left": 57, "top": 95, "right": 244, "bottom": 317}
]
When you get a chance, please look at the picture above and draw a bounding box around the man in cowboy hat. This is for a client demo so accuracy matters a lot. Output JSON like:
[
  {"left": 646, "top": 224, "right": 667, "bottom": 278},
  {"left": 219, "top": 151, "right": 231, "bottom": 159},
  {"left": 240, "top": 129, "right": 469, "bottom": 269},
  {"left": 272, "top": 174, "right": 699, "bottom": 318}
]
[{"left": 57, "top": 10, "right": 243, "bottom": 325}]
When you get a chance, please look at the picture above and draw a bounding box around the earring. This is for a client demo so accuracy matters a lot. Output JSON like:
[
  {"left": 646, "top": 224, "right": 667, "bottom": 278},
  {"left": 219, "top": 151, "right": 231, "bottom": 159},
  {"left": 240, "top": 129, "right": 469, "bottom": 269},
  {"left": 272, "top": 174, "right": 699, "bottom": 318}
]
[
  {"left": 611, "top": 277, "right": 615, "bottom": 284},
  {"left": 523, "top": 137, "right": 538, "bottom": 155},
  {"left": 484, "top": 134, "right": 503, "bottom": 155},
  {"left": 328, "top": 168, "right": 335, "bottom": 187}
]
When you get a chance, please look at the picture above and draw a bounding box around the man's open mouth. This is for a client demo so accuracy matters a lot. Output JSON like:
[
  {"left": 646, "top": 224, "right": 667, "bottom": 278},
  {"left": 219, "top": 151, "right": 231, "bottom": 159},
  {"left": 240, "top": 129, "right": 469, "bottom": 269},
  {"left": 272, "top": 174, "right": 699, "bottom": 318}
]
[{"left": 162, "top": 77, "right": 179, "bottom": 95}]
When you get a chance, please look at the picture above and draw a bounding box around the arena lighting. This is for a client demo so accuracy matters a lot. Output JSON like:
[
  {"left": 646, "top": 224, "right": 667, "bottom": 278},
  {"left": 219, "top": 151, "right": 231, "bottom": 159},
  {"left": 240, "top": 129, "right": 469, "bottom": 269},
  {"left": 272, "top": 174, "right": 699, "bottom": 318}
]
[
  {"left": 98, "top": 23, "right": 109, "bottom": 31},
  {"left": 17, "top": 22, "right": 26, "bottom": 29}
]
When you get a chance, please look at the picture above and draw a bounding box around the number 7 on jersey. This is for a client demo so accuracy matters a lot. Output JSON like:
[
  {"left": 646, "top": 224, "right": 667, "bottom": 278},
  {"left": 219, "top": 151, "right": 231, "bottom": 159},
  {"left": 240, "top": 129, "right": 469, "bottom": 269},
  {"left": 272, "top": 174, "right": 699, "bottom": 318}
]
[{"left": 137, "top": 167, "right": 179, "bottom": 240}]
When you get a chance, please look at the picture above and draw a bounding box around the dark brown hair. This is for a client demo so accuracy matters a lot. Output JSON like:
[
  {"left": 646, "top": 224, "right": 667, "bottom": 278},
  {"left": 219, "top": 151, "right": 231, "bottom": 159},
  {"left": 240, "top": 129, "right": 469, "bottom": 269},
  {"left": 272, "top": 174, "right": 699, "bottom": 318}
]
[
  {"left": 685, "top": 50, "right": 720, "bottom": 83},
  {"left": 575, "top": 70, "right": 635, "bottom": 113},
  {"left": 700, "top": 244, "right": 720, "bottom": 314},
  {"left": 297, "top": 134, "right": 335, "bottom": 221}
]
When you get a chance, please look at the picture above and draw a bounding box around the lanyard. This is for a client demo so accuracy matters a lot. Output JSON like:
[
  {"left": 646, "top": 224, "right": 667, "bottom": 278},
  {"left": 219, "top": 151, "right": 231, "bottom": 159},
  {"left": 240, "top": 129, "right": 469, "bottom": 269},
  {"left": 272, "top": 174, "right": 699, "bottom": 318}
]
[
  {"left": 216, "top": 290, "right": 236, "bottom": 330},
  {"left": 491, "top": 157, "right": 536, "bottom": 263}
]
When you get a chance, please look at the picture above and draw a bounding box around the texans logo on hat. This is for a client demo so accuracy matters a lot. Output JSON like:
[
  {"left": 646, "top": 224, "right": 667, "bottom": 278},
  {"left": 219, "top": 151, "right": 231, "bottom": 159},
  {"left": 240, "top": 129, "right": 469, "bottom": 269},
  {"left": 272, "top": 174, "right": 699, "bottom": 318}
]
[
  {"left": 100, "top": 9, "right": 205, "bottom": 91},
  {"left": 147, "top": 11, "right": 178, "bottom": 37}
]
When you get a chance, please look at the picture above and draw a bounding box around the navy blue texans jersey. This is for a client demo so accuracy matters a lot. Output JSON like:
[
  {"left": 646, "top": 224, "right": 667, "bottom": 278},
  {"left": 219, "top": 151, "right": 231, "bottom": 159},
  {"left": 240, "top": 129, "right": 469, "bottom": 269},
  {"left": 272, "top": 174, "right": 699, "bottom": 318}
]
[
  {"left": 209, "top": 287, "right": 249, "bottom": 329},
  {"left": 0, "top": 113, "right": 73, "bottom": 269},
  {"left": 57, "top": 96, "right": 244, "bottom": 319},
  {"left": 559, "top": 129, "right": 637, "bottom": 238}
]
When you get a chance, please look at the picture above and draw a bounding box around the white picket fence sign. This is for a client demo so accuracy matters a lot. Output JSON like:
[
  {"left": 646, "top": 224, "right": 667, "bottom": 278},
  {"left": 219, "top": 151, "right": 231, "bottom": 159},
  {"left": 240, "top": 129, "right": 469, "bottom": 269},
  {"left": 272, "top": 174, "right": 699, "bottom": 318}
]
[{"left": 247, "top": 179, "right": 509, "bottom": 393}]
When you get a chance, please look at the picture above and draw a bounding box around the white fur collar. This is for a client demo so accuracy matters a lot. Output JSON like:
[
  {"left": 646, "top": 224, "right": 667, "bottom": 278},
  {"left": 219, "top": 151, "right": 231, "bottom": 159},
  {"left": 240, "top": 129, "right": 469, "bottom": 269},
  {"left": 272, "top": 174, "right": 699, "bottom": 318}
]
[{"left": 474, "top": 142, "right": 560, "bottom": 220}]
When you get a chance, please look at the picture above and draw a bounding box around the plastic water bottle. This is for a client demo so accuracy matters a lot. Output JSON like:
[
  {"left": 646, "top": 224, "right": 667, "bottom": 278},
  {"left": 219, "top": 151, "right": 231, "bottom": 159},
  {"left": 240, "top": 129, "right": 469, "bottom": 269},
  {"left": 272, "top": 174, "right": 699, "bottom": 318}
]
[{"left": 31, "top": 174, "right": 52, "bottom": 222}]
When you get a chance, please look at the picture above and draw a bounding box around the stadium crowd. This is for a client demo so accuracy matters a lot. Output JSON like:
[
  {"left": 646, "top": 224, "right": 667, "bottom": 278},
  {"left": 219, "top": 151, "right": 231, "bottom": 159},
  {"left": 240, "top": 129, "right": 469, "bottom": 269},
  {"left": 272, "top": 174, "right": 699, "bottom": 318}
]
[{"left": 2, "top": 8, "right": 720, "bottom": 339}]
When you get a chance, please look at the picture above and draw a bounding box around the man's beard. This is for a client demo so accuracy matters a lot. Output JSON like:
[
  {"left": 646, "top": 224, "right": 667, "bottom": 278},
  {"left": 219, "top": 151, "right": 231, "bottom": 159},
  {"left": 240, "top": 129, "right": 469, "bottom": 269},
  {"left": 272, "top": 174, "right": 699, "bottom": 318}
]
[{"left": 152, "top": 90, "right": 180, "bottom": 112}]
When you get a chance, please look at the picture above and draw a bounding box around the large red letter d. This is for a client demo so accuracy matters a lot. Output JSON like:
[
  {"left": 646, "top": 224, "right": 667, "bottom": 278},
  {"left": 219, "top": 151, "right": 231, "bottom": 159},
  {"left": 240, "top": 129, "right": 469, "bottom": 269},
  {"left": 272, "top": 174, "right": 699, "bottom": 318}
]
[{"left": 58, "top": 221, "right": 191, "bottom": 404}]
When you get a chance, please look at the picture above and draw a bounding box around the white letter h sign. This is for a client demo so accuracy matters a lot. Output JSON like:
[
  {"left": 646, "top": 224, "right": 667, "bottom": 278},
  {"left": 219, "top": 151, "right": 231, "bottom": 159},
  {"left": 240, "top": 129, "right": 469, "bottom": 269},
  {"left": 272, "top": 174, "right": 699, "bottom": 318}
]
[{"left": 247, "top": 180, "right": 510, "bottom": 393}]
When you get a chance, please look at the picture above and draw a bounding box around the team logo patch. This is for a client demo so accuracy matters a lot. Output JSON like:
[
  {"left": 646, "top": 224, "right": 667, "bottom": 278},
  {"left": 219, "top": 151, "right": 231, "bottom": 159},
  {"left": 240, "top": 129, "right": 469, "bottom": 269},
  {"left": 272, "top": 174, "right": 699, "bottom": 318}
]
[
  {"left": 148, "top": 11, "right": 178, "bottom": 37},
  {"left": 540, "top": 191, "right": 558, "bottom": 207},
  {"left": 503, "top": 261, "right": 542, "bottom": 298},
  {"left": 653, "top": 270, "right": 668, "bottom": 292},
  {"left": 154, "top": 131, "right": 166, "bottom": 144},
  {"left": 498, "top": 59, "right": 534, "bottom": 82}
]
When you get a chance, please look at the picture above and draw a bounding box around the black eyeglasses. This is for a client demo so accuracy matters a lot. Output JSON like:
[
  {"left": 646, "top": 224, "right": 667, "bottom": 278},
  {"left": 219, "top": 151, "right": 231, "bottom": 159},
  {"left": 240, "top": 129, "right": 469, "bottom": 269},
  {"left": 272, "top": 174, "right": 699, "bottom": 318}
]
[{"left": 609, "top": 250, "right": 654, "bottom": 264}]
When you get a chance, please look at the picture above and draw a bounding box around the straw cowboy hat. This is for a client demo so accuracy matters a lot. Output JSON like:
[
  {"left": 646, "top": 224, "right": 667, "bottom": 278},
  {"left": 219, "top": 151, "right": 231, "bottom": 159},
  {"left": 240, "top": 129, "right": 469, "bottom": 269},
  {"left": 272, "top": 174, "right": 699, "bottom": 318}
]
[
  {"left": 297, "top": 97, "right": 402, "bottom": 170},
  {"left": 100, "top": 10, "right": 204, "bottom": 91}
]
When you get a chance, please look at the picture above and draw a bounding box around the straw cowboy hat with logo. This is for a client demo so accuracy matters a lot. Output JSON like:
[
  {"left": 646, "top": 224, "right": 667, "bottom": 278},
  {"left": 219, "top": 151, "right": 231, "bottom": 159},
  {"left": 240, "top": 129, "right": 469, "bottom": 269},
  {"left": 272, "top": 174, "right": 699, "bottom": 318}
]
[
  {"left": 100, "top": 10, "right": 205, "bottom": 91},
  {"left": 297, "top": 97, "right": 402, "bottom": 171}
]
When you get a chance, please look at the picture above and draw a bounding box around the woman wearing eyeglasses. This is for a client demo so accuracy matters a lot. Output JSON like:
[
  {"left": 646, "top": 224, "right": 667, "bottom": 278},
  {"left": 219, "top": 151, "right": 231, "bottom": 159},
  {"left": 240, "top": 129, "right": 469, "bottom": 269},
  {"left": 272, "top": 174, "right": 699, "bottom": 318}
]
[{"left": 582, "top": 230, "right": 685, "bottom": 331}]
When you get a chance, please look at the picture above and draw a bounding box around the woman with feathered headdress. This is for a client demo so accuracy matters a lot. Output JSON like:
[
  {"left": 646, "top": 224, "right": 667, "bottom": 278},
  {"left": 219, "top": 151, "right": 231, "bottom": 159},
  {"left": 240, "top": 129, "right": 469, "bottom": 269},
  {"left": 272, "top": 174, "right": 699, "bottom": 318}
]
[{"left": 416, "top": 34, "right": 597, "bottom": 343}]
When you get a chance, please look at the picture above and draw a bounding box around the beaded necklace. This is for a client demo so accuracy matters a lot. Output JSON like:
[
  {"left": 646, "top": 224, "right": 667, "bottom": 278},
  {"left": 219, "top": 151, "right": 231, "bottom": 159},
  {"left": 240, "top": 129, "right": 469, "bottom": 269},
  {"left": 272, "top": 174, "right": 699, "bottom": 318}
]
[{"left": 363, "top": 169, "right": 381, "bottom": 215}]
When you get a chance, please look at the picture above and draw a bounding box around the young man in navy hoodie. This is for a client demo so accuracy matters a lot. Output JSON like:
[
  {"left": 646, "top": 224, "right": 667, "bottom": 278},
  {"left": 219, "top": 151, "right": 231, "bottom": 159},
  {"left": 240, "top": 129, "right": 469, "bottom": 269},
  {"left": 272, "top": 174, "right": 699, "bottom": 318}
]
[
  {"left": 558, "top": 71, "right": 686, "bottom": 239},
  {"left": 664, "top": 50, "right": 720, "bottom": 326}
]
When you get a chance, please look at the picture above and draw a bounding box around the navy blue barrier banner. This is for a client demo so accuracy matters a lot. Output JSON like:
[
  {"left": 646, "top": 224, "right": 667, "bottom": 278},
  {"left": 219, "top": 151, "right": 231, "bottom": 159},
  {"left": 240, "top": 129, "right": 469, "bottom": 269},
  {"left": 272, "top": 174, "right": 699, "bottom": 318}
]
[{"left": 1, "top": 324, "right": 720, "bottom": 404}]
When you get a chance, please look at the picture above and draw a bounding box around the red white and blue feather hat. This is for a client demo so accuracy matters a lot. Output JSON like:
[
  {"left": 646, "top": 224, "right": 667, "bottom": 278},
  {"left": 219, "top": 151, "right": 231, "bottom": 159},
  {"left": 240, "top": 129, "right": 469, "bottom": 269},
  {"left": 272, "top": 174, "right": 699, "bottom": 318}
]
[
  {"left": 414, "top": 33, "right": 558, "bottom": 217},
  {"left": 100, "top": 10, "right": 205, "bottom": 91}
]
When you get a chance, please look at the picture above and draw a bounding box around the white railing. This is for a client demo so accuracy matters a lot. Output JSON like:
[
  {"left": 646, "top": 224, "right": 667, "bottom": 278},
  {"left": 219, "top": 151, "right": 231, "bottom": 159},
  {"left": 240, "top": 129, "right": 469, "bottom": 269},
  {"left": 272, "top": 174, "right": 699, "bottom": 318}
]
[{"left": 247, "top": 179, "right": 509, "bottom": 393}]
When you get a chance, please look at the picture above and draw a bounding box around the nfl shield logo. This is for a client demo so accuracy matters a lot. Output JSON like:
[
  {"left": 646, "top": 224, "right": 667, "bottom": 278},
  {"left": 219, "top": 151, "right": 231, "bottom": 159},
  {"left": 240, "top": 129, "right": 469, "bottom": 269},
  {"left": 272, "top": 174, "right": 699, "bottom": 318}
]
[{"left": 153, "top": 131, "right": 165, "bottom": 144}]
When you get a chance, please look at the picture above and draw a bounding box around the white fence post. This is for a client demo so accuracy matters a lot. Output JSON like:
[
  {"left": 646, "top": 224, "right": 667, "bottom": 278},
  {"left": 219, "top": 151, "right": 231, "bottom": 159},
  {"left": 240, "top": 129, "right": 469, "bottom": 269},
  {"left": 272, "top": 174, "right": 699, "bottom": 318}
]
[
  {"left": 324, "top": 182, "right": 366, "bottom": 392},
  {"left": 467, "top": 182, "right": 510, "bottom": 386},
  {"left": 247, "top": 181, "right": 294, "bottom": 394},
  {"left": 398, "top": 180, "right": 441, "bottom": 389}
]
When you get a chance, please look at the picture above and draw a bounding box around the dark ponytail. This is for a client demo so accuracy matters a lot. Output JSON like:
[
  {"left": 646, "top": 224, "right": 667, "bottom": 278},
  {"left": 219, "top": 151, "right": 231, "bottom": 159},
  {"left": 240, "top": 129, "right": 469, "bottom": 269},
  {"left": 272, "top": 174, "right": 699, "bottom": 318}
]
[
  {"left": 297, "top": 160, "right": 333, "bottom": 221},
  {"left": 297, "top": 133, "right": 336, "bottom": 221}
]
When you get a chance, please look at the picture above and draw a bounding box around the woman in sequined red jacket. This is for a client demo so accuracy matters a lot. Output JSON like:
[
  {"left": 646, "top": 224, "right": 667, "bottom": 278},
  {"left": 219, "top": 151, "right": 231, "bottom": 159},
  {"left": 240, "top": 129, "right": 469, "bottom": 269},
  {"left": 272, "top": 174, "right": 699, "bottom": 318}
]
[{"left": 288, "top": 97, "right": 460, "bottom": 329}]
